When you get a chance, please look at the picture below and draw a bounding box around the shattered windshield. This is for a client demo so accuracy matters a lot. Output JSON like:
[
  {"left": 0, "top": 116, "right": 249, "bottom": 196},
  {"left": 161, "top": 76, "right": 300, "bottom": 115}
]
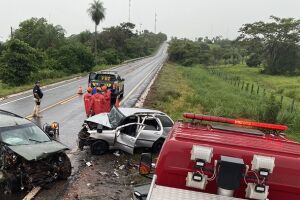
[
  {"left": 108, "top": 107, "right": 125, "bottom": 128},
  {"left": 0, "top": 123, "right": 50, "bottom": 146}
]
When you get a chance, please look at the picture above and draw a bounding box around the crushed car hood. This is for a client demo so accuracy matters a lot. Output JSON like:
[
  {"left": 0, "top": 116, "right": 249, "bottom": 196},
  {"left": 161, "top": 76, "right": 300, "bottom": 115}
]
[
  {"left": 8, "top": 141, "right": 69, "bottom": 161},
  {"left": 86, "top": 113, "right": 112, "bottom": 128}
]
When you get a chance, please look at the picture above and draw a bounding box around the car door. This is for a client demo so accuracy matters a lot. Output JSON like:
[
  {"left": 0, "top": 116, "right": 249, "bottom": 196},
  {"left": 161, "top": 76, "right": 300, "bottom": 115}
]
[
  {"left": 136, "top": 116, "right": 163, "bottom": 148},
  {"left": 115, "top": 123, "right": 145, "bottom": 154},
  {"left": 155, "top": 115, "right": 174, "bottom": 138}
]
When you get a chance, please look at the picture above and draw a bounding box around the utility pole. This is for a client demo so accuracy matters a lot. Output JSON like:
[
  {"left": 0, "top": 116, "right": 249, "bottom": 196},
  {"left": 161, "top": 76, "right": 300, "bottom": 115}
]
[
  {"left": 139, "top": 23, "right": 142, "bottom": 34},
  {"left": 128, "top": 0, "right": 131, "bottom": 22},
  {"left": 154, "top": 11, "right": 157, "bottom": 33},
  {"left": 10, "top": 27, "right": 13, "bottom": 39}
]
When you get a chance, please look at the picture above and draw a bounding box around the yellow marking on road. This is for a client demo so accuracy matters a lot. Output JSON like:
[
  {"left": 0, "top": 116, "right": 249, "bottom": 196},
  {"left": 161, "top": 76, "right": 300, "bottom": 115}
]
[
  {"left": 60, "top": 95, "right": 79, "bottom": 105},
  {"left": 26, "top": 94, "right": 79, "bottom": 119}
]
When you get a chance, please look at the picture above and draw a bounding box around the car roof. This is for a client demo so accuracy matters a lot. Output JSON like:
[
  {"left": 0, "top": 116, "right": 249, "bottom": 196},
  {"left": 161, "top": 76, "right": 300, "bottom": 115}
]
[
  {"left": 0, "top": 110, "right": 30, "bottom": 127},
  {"left": 118, "top": 107, "right": 166, "bottom": 117}
]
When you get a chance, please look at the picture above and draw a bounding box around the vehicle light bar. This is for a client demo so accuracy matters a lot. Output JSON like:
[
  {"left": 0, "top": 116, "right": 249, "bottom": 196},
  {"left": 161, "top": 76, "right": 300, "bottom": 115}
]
[{"left": 183, "top": 113, "right": 288, "bottom": 131}]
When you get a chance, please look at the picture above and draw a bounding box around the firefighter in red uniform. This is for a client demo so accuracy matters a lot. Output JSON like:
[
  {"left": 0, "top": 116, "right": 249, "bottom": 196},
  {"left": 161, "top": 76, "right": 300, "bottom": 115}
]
[
  {"left": 83, "top": 87, "right": 93, "bottom": 117},
  {"left": 90, "top": 87, "right": 105, "bottom": 115},
  {"left": 102, "top": 85, "right": 111, "bottom": 112}
]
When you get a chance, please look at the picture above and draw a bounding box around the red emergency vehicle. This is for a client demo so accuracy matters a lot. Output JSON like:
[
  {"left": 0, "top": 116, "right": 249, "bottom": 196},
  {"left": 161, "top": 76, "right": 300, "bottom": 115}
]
[{"left": 134, "top": 113, "right": 300, "bottom": 200}]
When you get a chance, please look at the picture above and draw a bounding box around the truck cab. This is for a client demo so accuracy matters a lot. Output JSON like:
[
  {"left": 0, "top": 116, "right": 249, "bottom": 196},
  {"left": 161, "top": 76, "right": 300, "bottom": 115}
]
[
  {"left": 89, "top": 71, "right": 125, "bottom": 98},
  {"left": 134, "top": 113, "right": 300, "bottom": 200}
]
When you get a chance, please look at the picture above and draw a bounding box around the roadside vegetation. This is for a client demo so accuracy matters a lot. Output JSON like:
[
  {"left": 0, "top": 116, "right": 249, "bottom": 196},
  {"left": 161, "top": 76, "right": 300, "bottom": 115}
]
[
  {"left": 168, "top": 16, "right": 300, "bottom": 75},
  {"left": 0, "top": 0, "right": 167, "bottom": 97},
  {"left": 155, "top": 16, "right": 300, "bottom": 141},
  {"left": 212, "top": 65, "right": 300, "bottom": 102},
  {"left": 144, "top": 63, "right": 300, "bottom": 141}
]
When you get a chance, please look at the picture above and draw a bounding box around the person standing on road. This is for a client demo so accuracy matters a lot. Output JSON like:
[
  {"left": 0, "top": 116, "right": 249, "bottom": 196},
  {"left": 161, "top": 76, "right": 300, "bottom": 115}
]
[
  {"left": 110, "top": 82, "right": 119, "bottom": 108},
  {"left": 32, "top": 81, "right": 43, "bottom": 118},
  {"left": 102, "top": 85, "right": 111, "bottom": 112},
  {"left": 91, "top": 83, "right": 97, "bottom": 95},
  {"left": 90, "top": 87, "right": 105, "bottom": 115},
  {"left": 83, "top": 87, "right": 93, "bottom": 118}
]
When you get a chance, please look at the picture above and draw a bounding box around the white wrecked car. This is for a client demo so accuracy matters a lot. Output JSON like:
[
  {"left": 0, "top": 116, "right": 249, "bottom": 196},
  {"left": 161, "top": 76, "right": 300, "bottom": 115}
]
[{"left": 78, "top": 106, "right": 174, "bottom": 155}]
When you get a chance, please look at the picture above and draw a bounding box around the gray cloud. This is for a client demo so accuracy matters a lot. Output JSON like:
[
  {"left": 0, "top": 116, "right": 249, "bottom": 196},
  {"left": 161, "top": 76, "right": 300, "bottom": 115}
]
[{"left": 1, "top": 0, "right": 300, "bottom": 41}]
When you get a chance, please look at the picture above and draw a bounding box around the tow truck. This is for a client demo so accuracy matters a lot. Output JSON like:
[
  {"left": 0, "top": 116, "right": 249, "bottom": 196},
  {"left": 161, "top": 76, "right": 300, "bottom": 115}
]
[
  {"left": 88, "top": 71, "right": 125, "bottom": 98},
  {"left": 133, "top": 113, "right": 300, "bottom": 200}
]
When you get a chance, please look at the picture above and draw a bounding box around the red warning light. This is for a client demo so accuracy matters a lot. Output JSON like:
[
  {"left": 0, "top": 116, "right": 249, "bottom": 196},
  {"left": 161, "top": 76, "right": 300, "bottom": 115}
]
[{"left": 183, "top": 113, "right": 288, "bottom": 131}]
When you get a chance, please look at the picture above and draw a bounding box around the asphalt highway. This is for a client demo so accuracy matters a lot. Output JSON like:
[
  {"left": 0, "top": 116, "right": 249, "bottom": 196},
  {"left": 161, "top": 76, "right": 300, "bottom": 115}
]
[
  {"left": 0, "top": 43, "right": 168, "bottom": 149},
  {"left": 0, "top": 43, "right": 168, "bottom": 200}
]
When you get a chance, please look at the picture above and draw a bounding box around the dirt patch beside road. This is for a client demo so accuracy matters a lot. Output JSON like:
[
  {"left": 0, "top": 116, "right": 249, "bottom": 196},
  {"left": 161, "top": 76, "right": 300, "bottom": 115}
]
[{"left": 60, "top": 150, "right": 150, "bottom": 200}]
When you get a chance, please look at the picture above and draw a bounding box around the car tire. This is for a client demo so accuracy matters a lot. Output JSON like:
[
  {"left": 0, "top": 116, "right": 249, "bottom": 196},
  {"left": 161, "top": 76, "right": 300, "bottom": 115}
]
[
  {"left": 91, "top": 140, "right": 108, "bottom": 155},
  {"left": 58, "top": 153, "right": 72, "bottom": 180},
  {"left": 152, "top": 139, "right": 165, "bottom": 154}
]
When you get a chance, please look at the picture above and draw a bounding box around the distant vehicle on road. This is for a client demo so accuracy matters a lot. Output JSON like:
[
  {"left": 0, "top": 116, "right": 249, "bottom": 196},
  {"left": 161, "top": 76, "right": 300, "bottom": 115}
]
[
  {"left": 0, "top": 110, "right": 71, "bottom": 193},
  {"left": 78, "top": 106, "right": 174, "bottom": 155},
  {"left": 89, "top": 71, "right": 125, "bottom": 98}
]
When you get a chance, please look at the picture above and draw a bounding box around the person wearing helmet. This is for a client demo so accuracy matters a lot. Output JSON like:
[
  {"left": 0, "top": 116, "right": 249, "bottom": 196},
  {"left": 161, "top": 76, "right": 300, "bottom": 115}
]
[
  {"left": 90, "top": 87, "right": 105, "bottom": 115},
  {"left": 83, "top": 87, "right": 93, "bottom": 117},
  {"left": 102, "top": 85, "right": 111, "bottom": 112}
]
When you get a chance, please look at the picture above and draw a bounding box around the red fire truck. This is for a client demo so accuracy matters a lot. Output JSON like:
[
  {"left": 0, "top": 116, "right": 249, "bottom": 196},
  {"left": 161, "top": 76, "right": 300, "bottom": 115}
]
[{"left": 133, "top": 113, "right": 300, "bottom": 200}]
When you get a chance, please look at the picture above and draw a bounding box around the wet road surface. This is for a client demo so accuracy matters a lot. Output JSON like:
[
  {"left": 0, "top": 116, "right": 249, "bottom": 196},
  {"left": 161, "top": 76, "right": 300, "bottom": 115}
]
[{"left": 0, "top": 43, "right": 168, "bottom": 199}]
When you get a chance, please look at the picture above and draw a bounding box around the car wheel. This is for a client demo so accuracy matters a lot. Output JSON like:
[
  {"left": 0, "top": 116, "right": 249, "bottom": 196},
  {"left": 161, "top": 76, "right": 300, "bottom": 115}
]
[
  {"left": 91, "top": 140, "right": 108, "bottom": 155},
  {"left": 58, "top": 153, "right": 72, "bottom": 180},
  {"left": 152, "top": 139, "right": 165, "bottom": 154}
]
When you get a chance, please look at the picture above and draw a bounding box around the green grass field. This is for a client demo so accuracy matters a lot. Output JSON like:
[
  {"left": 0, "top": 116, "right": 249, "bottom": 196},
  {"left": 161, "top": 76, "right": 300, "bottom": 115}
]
[
  {"left": 144, "top": 63, "right": 300, "bottom": 142},
  {"left": 214, "top": 64, "right": 300, "bottom": 102}
]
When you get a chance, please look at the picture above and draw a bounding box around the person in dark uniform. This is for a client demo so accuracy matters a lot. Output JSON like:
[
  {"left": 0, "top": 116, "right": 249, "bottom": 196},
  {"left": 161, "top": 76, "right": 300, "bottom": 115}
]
[
  {"left": 32, "top": 81, "right": 43, "bottom": 118},
  {"left": 110, "top": 82, "right": 119, "bottom": 108}
]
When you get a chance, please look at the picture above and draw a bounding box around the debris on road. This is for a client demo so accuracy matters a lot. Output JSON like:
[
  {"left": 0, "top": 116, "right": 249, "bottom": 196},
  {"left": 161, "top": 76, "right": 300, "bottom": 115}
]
[
  {"left": 119, "top": 164, "right": 125, "bottom": 170},
  {"left": 22, "top": 187, "right": 42, "bottom": 200},
  {"left": 113, "top": 151, "right": 121, "bottom": 157},
  {"left": 98, "top": 171, "right": 108, "bottom": 176},
  {"left": 114, "top": 171, "right": 119, "bottom": 177},
  {"left": 86, "top": 161, "right": 92, "bottom": 167}
]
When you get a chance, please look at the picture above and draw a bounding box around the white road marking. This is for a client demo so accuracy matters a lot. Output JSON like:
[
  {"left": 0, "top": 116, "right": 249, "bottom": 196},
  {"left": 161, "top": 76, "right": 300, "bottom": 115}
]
[
  {"left": 120, "top": 59, "right": 163, "bottom": 105},
  {"left": 0, "top": 79, "right": 83, "bottom": 107}
]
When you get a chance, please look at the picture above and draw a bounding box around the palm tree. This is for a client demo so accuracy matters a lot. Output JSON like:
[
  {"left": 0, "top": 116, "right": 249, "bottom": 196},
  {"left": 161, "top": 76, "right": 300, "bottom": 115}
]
[{"left": 87, "top": 0, "right": 105, "bottom": 54}]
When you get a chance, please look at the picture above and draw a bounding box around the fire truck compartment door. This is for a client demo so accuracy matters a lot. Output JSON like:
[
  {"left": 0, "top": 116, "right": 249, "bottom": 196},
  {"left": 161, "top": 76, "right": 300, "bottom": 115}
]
[
  {"left": 147, "top": 184, "right": 244, "bottom": 200},
  {"left": 115, "top": 124, "right": 144, "bottom": 154}
]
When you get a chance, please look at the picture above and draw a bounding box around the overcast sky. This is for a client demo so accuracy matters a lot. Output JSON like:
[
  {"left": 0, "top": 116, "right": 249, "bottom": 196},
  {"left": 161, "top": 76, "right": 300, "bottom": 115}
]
[{"left": 1, "top": 0, "right": 300, "bottom": 41}]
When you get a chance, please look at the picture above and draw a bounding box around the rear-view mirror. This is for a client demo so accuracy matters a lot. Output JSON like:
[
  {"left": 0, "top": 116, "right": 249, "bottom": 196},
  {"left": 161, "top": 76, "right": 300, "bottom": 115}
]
[{"left": 139, "top": 153, "right": 152, "bottom": 176}]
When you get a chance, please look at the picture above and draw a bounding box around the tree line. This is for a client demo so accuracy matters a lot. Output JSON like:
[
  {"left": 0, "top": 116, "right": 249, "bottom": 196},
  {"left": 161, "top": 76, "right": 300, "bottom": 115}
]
[
  {"left": 168, "top": 16, "right": 300, "bottom": 76},
  {"left": 0, "top": 19, "right": 166, "bottom": 86}
]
